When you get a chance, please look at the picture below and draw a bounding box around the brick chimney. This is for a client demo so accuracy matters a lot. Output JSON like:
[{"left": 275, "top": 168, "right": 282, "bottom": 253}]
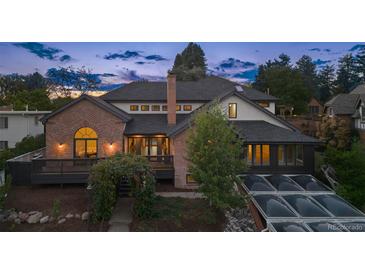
[{"left": 167, "top": 73, "right": 176, "bottom": 125}]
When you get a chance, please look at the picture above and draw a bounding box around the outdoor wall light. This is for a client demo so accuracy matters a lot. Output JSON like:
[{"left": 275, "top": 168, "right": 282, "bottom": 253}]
[
  {"left": 58, "top": 143, "right": 64, "bottom": 148},
  {"left": 109, "top": 142, "right": 114, "bottom": 147}
]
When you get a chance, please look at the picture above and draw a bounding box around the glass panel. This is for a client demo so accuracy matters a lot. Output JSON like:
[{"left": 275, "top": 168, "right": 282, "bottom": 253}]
[
  {"left": 266, "top": 175, "right": 303, "bottom": 191},
  {"left": 160, "top": 138, "right": 169, "bottom": 155},
  {"left": 283, "top": 195, "right": 330, "bottom": 217},
  {"left": 176, "top": 105, "right": 181, "bottom": 111},
  {"left": 162, "top": 105, "right": 168, "bottom": 111},
  {"left": 254, "top": 145, "right": 261, "bottom": 166},
  {"left": 262, "top": 144, "right": 270, "bottom": 166},
  {"left": 313, "top": 195, "right": 365, "bottom": 217},
  {"left": 141, "top": 105, "right": 149, "bottom": 111},
  {"left": 247, "top": 145, "right": 252, "bottom": 165},
  {"left": 296, "top": 144, "right": 303, "bottom": 166},
  {"left": 254, "top": 195, "right": 296, "bottom": 218},
  {"left": 291, "top": 175, "right": 329, "bottom": 191},
  {"left": 150, "top": 138, "right": 158, "bottom": 156},
  {"left": 86, "top": 140, "right": 97, "bottom": 158},
  {"left": 278, "top": 145, "right": 285, "bottom": 166},
  {"left": 186, "top": 174, "right": 196, "bottom": 184},
  {"left": 228, "top": 103, "right": 237, "bottom": 118},
  {"left": 307, "top": 222, "right": 346, "bottom": 232},
  {"left": 183, "top": 105, "right": 192, "bottom": 111},
  {"left": 75, "top": 127, "right": 97, "bottom": 138},
  {"left": 258, "top": 101, "right": 269, "bottom": 108},
  {"left": 271, "top": 222, "right": 309, "bottom": 232},
  {"left": 340, "top": 222, "right": 365, "bottom": 232},
  {"left": 128, "top": 138, "right": 136, "bottom": 154},
  {"left": 130, "top": 105, "right": 139, "bottom": 111},
  {"left": 152, "top": 105, "right": 160, "bottom": 111},
  {"left": 243, "top": 175, "right": 274, "bottom": 191},
  {"left": 287, "top": 145, "right": 295, "bottom": 166},
  {"left": 141, "top": 138, "right": 148, "bottom": 156},
  {"left": 75, "top": 140, "right": 86, "bottom": 158}
]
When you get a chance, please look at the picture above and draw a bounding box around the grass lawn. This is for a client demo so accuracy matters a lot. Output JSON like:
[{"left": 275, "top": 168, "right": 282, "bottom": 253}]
[{"left": 130, "top": 197, "right": 226, "bottom": 232}]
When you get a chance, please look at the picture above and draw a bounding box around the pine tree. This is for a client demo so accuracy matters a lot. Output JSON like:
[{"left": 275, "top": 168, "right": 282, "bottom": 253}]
[
  {"left": 171, "top": 42, "right": 207, "bottom": 81},
  {"left": 296, "top": 55, "right": 318, "bottom": 97},
  {"left": 356, "top": 47, "right": 365, "bottom": 82},
  {"left": 336, "top": 54, "right": 360, "bottom": 93},
  {"left": 317, "top": 65, "right": 336, "bottom": 103}
]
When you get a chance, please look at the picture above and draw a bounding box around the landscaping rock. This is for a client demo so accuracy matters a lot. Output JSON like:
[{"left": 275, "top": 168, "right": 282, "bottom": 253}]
[
  {"left": 27, "top": 212, "right": 43, "bottom": 224},
  {"left": 40, "top": 216, "right": 49, "bottom": 224},
  {"left": 57, "top": 216, "right": 64, "bottom": 220},
  {"left": 75, "top": 214, "right": 81, "bottom": 219},
  {"left": 14, "top": 218, "right": 21, "bottom": 224},
  {"left": 65, "top": 213, "right": 74, "bottom": 219},
  {"left": 81, "top": 212, "right": 89, "bottom": 221},
  {"left": 28, "top": 211, "right": 39, "bottom": 215},
  {"left": 7, "top": 212, "right": 18, "bottom": 222},
  {"left": 58, "top": 218, "right": 66, "bottom": 224},
  {"left": 19, "top": 212, "right": 29, "bottom": 222},
  {"left": 0, "top": 210, "right": 10, "bottom": 222},
  {"left": 224, "top": 208, "right": 257, "bottom": 232}
]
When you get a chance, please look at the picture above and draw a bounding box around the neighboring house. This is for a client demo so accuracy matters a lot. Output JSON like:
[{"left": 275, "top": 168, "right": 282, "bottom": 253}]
[
  {"left": 324, "top": 83, "right": 365, "bottom": 143},
  {"left": 8, "top": 75, "right": 320, "bottom": 188},
  {"left": 0, "top": 108, "right": 51, "bottom": 150}
]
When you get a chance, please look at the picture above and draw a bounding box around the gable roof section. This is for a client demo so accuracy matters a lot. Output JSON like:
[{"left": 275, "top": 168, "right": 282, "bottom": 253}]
[
  {"left": 40, "top": 94, "right": 132, "bottom": 124},
  {"left": 232, "top": 121, "right": 320, "bottom": 144},
  {"left": 350, "top": 83, "right": 365, "bottom": 94},
  {"left": 167, "top": 88, "right": 298, "bottom": 137},
  {"left": 101, "top": 76, "right": 278, "bottom": 102},
  {"left": 325, "top": 94, "right": 359, "bottom": 115}
]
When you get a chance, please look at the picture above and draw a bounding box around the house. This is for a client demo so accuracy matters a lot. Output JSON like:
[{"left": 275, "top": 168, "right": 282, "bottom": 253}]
[
  {"left": 8, "top": 75, "right": 320, "bottom": 188},
  {"left": 0, "top": 107, "right": 51, "bottom": 150},
  {"left": 324, "top": 83, "right": 365, "bottom": 143}
]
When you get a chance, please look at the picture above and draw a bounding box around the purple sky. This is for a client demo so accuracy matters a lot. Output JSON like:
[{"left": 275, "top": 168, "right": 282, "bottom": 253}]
[{"left": 0, "top": 42, "right": 363, "bottom": 89}]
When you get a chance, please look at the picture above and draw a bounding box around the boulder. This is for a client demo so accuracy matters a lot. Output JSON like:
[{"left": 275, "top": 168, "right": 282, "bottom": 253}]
[
  {"left": 27, "top": 212, "right": 43, "bottom": 224},
  {"left": 7, "top": 212, "right": 18, "bottom": 222},
  {"left": 28, "top": 211, "right": 39, "bottom": 215},
  {"left": 81, "top": 212, "right": 89, "bottom": 221},
  {"left": 18, "top": 212, "right": 29, "bottom": 222},
  {"left": 65, "top": 213, "right": 74, "bottom": 219},
  {"left": 40, "top": 216, "right": 49, "bottom": 224},
  {"left": 58, "top": 218, "right": 66, "bottom": 224},
  {"left": 14, "top": 218, "right": 21, "bottom": 224}
]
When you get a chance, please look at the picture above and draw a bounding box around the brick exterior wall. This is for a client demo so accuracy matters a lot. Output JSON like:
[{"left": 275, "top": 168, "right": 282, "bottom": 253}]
[
  {"left": 45, "top": 99, "right": 125, "bottom": 159},
  {"left": 171, "top": 130, "right": 197, "bottom": 189}
]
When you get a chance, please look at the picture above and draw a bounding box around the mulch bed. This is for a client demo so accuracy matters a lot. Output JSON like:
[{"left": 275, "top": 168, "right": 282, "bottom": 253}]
[
  {"left": 130, "top": 197, "right": 226, "bottom": 232},
  {"left": 0, "top": 185, "right": 108, "bottom": 232}
]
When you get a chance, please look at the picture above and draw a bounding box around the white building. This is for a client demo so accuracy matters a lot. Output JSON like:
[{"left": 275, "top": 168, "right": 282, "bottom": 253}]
[{"left": 0, "top": 109, "right": 51, "bottom": 149}]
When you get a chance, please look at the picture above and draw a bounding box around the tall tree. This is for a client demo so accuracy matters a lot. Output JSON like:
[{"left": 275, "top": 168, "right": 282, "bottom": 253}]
[
  {"left": 317, "top": 65, "right": 336, "bottom": 103},
  {"left": 336, "top": 54, "right": 360, "bottom": 93},
  {"left": 296, "top": 55, "right": 318, "bottom": 97},
  {"left": 355, "top": 47, "right": 365, "bottom": 82},
  {"left": 171, "top": 42, "right": 207, "bottom": 81}
]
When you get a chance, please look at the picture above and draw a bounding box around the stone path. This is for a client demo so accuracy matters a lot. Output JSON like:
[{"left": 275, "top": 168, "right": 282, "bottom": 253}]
[
  {"left": 108, "top": 198, "right": 134, "bottom": 232},
  {"left": 156, "top": 192, "right": 204, "bottom": 199}
]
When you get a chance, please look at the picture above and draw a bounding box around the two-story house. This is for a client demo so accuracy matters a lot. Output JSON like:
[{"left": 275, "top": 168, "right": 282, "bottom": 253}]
[{"left": 8, "top": 75, "right": 320, "bottom": 188}]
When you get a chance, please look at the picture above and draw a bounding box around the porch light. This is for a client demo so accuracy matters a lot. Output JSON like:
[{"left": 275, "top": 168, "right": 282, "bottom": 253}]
[
  {"left": 109, "top": 142, "right": 114, "bottom": 147},
  {"left": 58, "top": 143, "right": 64, "bottom": 148}
]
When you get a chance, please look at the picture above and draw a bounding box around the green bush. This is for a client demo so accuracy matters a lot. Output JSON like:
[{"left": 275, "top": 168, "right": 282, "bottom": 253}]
[
  {"left": 89, "top": 153, "right": 156, "bottom": 221},
  {"left": 325, "top": 142, "right": 365, "bottom": 209},
  {"left": 0, "top": 175, "right": 12, "bottom": 210},
  {"left": 51, "top": 199, "right": 61, "bottom": 218}
]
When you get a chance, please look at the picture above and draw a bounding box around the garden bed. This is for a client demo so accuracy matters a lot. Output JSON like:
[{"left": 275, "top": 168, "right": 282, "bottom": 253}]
[
  {"left": 0, "top": 185, "right": 108, "bottom": 232},
  {"left": 130, "top": 197, "right": 227, "bottom": 232}
]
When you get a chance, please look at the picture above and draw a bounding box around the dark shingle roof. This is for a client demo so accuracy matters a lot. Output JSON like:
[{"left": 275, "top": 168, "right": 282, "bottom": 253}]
[
  {"left": 325, "top": 94, "right": 359, "bottom": 115},
  {"left": 350, "top": 83, "right": 365, "bottom": 94},
  {"left": 232, "top": 121, "right": 320, "bottom": 144},
  {"left": 101, "top": 76, "right": 277, "bottom": 102},
  {"left": 41, "top": 94, "right": 131, "bottom": 123},
  {"left": 124, "top": 114, "right": 190, "bottom": 135}
]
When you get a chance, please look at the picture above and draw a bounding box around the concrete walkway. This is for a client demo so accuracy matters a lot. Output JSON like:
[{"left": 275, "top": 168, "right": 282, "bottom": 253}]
[
  {"left": 108, "top": 198, "right": 134, "bottom": 232},
  {"left": 156, "top": 192, "right": 204, "bottom": 198}
]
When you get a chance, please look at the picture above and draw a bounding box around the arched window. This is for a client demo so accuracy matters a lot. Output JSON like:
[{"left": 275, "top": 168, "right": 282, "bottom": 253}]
[{"left": 74, "top": 127, "right": 98, "bottom": 158}]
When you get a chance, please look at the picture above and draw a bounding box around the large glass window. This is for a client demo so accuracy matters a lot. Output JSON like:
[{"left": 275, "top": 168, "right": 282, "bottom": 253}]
[
  {"left": 228, "top": 103, "right": 237, "bottom": 118},
  {"left": 74, "top": 127, "right": 98, "bottom": 158},
  {"left": 128, "top": 136, "right": 169, "bottom": 157},
  {"left": 278, "top": 144, "right": 303, "bottom": 166},
  {"left": 246, "top": 144, "right": 270, "bottom": 166}
]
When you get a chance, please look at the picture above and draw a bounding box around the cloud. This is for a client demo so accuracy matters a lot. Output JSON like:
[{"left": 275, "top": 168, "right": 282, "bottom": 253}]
[
  {"left": 103, "top": 50, "right": 143, "bottom": 60},
  {"left": 349, "top": 44, "right": 365, "bottom": 51},
  {"left": 232, "top": 69, "right": 258, "bottom": 81},
  {"left": 13, "top": 42, "right": 72, "bottom": 62},
  {"left": 209, "top": 58, "right": 258, "bottom": 83},
  {"left": 323, "top": 49, "right": 331, "bottom": 52},
  {"left": 215, "top": 58, "right": 256, "bottom": 71},
  {"left": 308, "top": 48, "right": 321, "bottom": 52},
  {"left": 144, "top": 54, "right": 167, "bottom": 61},
  {"left": 313, "top": 59, "right": 331, "bottom": 66}
]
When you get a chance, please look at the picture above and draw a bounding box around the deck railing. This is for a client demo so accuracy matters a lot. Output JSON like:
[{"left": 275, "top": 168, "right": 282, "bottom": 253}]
[{"left": 31, "top": 155, "right": 174, "bottom": 174}]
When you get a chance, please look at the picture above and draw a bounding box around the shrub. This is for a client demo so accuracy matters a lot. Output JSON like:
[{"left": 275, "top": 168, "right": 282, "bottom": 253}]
[
  {"left": 325, "top": 142, "right": 365, "bottom": 209},
  {"left": 186, "top": 102, "right": 246, "bottom": 210},
  {"left": 51, "top": 199, "right": 61, "bottom": 218},
  {"left": 89, "top": 154, "right": 156, "bottom": 221},
  {"left": 0, "top": 175, "right": 12, "bottom": 210}
]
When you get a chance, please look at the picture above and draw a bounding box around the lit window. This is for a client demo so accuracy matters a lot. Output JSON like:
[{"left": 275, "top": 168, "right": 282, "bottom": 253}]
[
  {"left": 278, "top": 144, "right": 304, "bottom": 166},
  {"left": 278, "top": 145, "right": 285, "bottom": 166},
  {"left": 162, "top": 105, "right": 168, "bottom": 111},
  {"left": 254, "top": 145, "right": 261, "bottom": 166},
  {"left": 74, "top": 127, "right": 98, "bottom": 158},
  {"left": 0, "top": 117, "right": 8, "bottom": 129},
  {"left": 141, "top": 105, "right": 150, "bottom": 111},
  {"left": 246, "top": 144, "right": 270, "bottom": 166},
  {"left": 176, "top": 105, "right": 181, "bottom": 111},
  {"left": 258, "top": 101, "right": 269, "bottom": 108},
  {"left": 130, "top": 105, "right": 139, "bottom": 111},
  {"left": 247, "top": 145, "right": 252, "bottom": 166},
  {"left": 186, "top": 174, "right": 197, "bottom": 184},
  {"left": 262, "top": 145, "right": 270, "bottom": 166},
  {"left": 228, "top": 103, "right": 237, "bottom": 118},
  {"left": 183, "top": 105, "right": 192, "bottom": 111},
  {"left": 152, "top": 105, "right": 160, "bottom": 111}
]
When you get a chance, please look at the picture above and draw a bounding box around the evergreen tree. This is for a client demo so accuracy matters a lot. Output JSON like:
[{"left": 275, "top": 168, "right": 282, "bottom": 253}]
[
  {"left": 317, "top": 65, "right": 336, "bottom": 102},
  {"left": 355, "top": 47, "right": 365, "bottom": 82},
  {"left": 296, "top": 55, "right": 318, "bottom": 97},
  {"left": 171, "top": 42, "right": 207, "bottom": 81},
  {"left": 336, "top": 54, "right": 360, "bottom": 93}
]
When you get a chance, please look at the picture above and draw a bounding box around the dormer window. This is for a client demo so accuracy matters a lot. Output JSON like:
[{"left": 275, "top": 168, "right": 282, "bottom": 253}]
[
  {"left": 228, "top": 103, "right": 237, "bottom": 118},
  {"left": 141, "top": 105, "right": 150, "bottom": 111},
  {"left": 328, "top": 107, "right": 334, "bottom": 117},
  {"left": 130, "top": 105, "right": 139, "bottom": 111}
]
